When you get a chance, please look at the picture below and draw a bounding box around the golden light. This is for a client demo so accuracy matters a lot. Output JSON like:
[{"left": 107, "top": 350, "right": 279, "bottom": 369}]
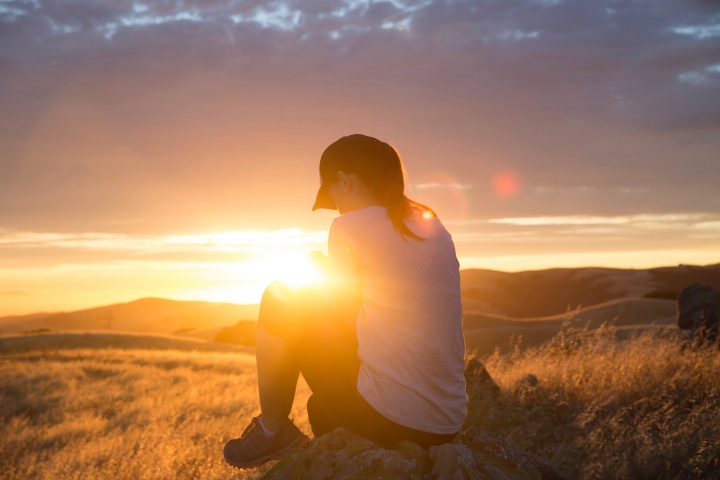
[
  {"left": 172, "top": 251, "right": 329, "bottom": 305},
  {"left": 274, "top": 252, "right": 328, "bottom": 288},
  {"left": 158, "top": 230, "right": 330, "bottom": 305}
]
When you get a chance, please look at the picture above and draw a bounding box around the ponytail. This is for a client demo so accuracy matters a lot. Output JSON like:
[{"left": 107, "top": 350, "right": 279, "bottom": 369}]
[{"left": 371, "top": 141, "right": 436, "bottom": 241}]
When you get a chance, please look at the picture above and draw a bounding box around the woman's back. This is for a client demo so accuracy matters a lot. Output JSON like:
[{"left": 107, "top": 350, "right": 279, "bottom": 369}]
[{"left": 329, "top": 205, "right": 467, "bottom": 435}]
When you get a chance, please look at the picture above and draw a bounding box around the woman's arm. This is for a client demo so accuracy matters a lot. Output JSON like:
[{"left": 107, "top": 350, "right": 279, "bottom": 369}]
[{"left": 327, "top": 222, "right": 362, "bottom": 318}]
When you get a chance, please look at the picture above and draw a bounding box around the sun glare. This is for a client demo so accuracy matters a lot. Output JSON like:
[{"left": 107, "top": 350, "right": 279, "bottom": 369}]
[
  {"left": 275, "top": 253, "right": 328, "bottom": 288},
  {"left": 174, "top": 251, "right": 329, "bottom": 305}
]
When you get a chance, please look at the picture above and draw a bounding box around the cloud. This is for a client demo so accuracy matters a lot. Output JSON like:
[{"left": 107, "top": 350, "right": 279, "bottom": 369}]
[
  {"left": 0, "top": 0, "right": 435, "bottom": 48},
  {"left": 415, "top": 182, "right": 473, "bottom": 190},
  {"left": 496, "top": 29, "right": 539, "bottom": 41},
  {"left": 0, "top": 229, "right": 328, "bottom": 254},
  {"left": 487, "top": 213, "right": 711, "bottom": 227},
  {"left": 672, "top": 23, "right": 720, "bottom": 40},
  {"left": 1, "top": 0, "right": 719, "bottom": 234},
  {"left": 678, "top": 63, "right": 720, "bottom": 86},
  {"left": 97, "top": 10, "right": 204, "bottom": 40},
  {"left": 231, "top": 5, "right": 301, "bottom": 32},
  {"left": 443, "top": 211, "right": 720, "bottom": 269}
]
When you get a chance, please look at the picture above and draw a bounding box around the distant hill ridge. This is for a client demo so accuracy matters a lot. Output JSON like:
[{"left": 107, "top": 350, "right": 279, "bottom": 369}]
[
  {"left": 0, "top": 297, "right": 259, "bottom": 336},
  {"left": 1, "top": 263, "right": 718, "bottom": 336},
  {"left": 460, "top": 263, "right": 720, "bottom": 318}
]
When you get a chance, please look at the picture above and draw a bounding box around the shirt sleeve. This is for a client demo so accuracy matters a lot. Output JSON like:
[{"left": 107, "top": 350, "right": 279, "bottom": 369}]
[{"left": 328, "top": 219, "right": 361, "bottom": 288}]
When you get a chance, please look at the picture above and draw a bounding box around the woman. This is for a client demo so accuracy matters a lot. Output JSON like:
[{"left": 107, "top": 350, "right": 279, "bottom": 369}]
[{"left": 224, "top": 134, "right": 467, "bottom": 469}]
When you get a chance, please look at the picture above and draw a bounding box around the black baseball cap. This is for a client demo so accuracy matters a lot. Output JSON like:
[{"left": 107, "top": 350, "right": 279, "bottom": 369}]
[{"left": 311, "top": 134, "right": 390, "bottom": 211}]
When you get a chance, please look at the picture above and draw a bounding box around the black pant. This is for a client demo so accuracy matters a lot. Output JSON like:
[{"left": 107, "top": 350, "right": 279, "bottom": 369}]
[{"left": 258, "top": 281, "right": 457, "bottom": 449}]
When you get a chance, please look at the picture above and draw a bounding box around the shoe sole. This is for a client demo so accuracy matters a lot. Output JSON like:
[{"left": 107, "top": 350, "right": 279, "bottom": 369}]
[{"left": 224, "top": 435, "right": 310, "bottom": 469}]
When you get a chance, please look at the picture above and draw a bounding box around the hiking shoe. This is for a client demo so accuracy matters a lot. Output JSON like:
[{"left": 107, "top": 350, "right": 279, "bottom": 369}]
[{"left": 224, "top": 416, "right": 309, "bottom": 469}]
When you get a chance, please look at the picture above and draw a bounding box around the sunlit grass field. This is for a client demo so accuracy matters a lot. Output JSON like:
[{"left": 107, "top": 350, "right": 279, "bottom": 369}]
[
  {"left": 2, "top": 327, "right": 718, "bottom": 479},
  {"left": 0, "top": 333, "right": 310, "bottom": 480}
]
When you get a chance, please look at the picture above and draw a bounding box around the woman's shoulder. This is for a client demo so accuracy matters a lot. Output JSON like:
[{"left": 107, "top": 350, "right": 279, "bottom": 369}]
[
  {"left": 332, "top": 206, "right": 388, "bottom": 229},
  {"left": 330, "top": 207, "right": 398, "bottom": 249}
]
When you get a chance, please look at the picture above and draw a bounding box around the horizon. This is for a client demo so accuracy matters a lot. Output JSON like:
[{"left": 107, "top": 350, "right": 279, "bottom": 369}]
[
  {"left": 2, "top": 259, "right": 717, "bottom": 318},
  {"left": 2, "top": 1, "right": 719, "bottom": 317}
]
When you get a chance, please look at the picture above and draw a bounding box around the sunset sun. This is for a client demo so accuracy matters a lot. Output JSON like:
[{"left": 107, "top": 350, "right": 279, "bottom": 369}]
[{"left": 270, "top": 252, "right": 328, "bottom": 288}]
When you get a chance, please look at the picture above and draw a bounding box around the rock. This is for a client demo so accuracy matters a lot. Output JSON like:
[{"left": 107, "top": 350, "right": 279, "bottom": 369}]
[
  {"left": 260, "top": 427, "right": 565, "bottom": 480},
  {"left": 465, "top": 358, "right": 501, "bottom": 399},
  {"left": 677, "top": 283, "right": 720, "bottom": 343},
  {"left": 512, "top": 374, "right": 542, "bottom": 408},
  {"left": 451, "top": 427, "right": 565, "bottom": 480},
  {"left": 516, "top": 373, "right": 539, "bottom": 390}
]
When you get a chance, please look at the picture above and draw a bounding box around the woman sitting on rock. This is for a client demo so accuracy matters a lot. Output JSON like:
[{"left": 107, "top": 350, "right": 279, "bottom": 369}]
[{"left": 224, "top": 133, "right": 468, "bottom": 469}]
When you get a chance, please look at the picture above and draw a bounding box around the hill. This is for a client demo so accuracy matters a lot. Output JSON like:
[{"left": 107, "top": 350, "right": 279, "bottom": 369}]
[
  {"left": 460, "top": 263, "right": 720, "bottom": 318},
  {"left": 2, "top": 263, "right": 717, "bottom": 338},
  {"left": 463, "top": 297, "right": 677, "bottom": 356},
  {"left": 0, "top": 298, "right": 259, "bottom": 336}
]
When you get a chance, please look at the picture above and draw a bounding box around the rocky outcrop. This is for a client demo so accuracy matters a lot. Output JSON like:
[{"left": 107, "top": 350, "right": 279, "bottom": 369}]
[
  {"left": 677, "top": 283, "right": 720, "bottom": 343},
  {"left": 260, "top": 426, "right": 564, "bottom": 480}
]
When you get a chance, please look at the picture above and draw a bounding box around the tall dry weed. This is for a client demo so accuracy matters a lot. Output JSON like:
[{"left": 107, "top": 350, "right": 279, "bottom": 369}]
[{"left": 472, "top": 325, "right": 720, "bottom": 479}]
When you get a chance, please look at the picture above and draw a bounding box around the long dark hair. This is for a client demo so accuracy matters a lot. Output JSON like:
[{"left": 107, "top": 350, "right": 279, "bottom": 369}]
[{"left": 319, "top": 134, "right": 436, "bottom": 240}]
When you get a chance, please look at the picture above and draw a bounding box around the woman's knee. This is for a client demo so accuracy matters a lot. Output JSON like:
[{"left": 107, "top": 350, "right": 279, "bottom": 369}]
[
  {"left": 258, "top": 281, "right": 327, "bottom": 336},
  {"left": 258, "top": 280, "right": 320, "bottom": 334},
  {"left": 258, "top": 281, "right": 293, "bottom": 336},
  {"left": 307, "top": 394, "right": 337, "bottom": 437}
]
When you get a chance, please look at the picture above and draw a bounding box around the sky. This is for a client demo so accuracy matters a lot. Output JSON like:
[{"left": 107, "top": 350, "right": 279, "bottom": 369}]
[{"left": 1, "top": 0, "right": 720, "bottom": 316}]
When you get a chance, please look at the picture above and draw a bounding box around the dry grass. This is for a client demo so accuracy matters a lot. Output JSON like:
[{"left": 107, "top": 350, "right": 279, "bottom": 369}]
[
  {"left": 471, "top": 326, "right": 720, "bottom": 479},
  {"left": 0, "top": 333, "right": 310, "bottom": 480},
  {"left": 1, "top": 327, "right": 718, "bottom": 479}
]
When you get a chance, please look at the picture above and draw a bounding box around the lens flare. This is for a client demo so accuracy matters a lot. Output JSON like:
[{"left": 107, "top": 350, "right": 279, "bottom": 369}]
[
  {"left": 412, "top": 172, "right": 469, "bottom": 221},
  {"left": 492, "top": 171, "right": 520, "bottom": 198}
]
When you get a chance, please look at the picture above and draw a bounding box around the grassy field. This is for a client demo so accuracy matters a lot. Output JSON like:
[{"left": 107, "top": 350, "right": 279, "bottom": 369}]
[
  {"left": 1, "top": 327, "right": 718, "bottom": 479},
  {"left": 0, "top": 333, "right": 309, "bottom": 480}
]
